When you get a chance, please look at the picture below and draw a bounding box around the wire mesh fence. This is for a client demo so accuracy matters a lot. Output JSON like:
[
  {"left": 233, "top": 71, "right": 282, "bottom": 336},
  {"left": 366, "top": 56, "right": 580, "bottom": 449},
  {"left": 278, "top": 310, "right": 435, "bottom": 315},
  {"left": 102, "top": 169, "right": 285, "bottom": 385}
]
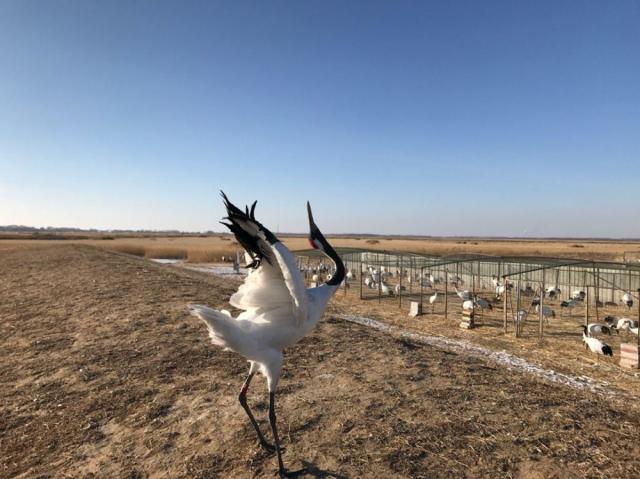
[{"left": 294, "top": 247, "right": 640, "bottom": 340}]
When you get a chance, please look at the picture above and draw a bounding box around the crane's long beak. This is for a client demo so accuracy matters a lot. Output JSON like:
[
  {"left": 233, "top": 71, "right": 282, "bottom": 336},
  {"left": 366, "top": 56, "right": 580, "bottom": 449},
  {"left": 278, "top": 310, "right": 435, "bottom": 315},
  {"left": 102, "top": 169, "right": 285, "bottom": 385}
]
[
  {"left": 307, "top": 201, "right": 316, "bottom": 228},
  {"left": 307, "top": 201, "right": 323, "bottom": 248}
]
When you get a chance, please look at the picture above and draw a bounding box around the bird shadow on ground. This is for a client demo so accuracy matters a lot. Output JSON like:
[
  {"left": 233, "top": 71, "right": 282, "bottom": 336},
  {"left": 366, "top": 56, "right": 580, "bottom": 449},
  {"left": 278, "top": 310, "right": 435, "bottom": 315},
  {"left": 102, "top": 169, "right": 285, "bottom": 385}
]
[{"left": 299, "top": 461, "right": 349, "bottom": 479}]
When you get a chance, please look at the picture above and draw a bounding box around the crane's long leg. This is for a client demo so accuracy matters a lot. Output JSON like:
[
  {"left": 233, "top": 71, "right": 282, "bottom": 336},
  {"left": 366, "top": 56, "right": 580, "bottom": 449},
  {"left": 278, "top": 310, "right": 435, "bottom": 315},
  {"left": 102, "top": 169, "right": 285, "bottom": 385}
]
[
  {"left": 239, "top": 371, "right": 275, "bottom": 453},
  {"left": 268, "top": 392, "right": 307, "bottom": 479}
]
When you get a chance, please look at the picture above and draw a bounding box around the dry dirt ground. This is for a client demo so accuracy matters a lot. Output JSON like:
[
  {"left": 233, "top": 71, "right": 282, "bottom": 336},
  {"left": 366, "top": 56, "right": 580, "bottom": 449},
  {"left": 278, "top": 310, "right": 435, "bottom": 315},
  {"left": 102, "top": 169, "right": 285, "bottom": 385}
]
[
  {"left": 330, "top": 284, "right": 640, "bottom": 403},
  {"left": 2, "top": 245, "right": 640, "bottom": 479}
]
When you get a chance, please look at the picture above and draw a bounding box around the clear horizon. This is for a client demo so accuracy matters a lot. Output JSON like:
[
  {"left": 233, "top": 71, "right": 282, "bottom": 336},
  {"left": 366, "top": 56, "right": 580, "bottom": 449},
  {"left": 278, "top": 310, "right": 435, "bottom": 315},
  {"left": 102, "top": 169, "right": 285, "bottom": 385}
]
[{"left": 1, "top": 1, "right": 639, "bottom": 237}]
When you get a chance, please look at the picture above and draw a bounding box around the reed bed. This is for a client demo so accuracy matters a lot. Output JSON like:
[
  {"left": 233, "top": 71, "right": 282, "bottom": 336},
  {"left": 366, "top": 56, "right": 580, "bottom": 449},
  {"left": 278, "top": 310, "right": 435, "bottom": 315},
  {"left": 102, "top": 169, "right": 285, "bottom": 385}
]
[{"left": 0, "top": 233, "right": 637, "bottom": 262}]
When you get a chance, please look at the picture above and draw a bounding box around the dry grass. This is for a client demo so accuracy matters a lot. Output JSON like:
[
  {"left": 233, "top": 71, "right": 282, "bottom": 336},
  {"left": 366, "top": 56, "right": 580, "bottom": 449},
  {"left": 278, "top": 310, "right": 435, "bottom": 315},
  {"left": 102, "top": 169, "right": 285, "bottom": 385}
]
[
  {"left": 1, "top": 234, "right": 640, "bottom": 262},
  {"left": 2, "top": 244, "right": 640, "bottom": 478}
]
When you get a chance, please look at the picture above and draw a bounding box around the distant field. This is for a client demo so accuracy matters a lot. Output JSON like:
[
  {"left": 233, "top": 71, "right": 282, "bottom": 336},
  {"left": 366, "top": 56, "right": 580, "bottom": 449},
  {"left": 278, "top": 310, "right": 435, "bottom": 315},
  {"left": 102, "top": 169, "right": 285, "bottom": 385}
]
[{"left": 1, "top": 233, "right": 639, "bottom": 262}]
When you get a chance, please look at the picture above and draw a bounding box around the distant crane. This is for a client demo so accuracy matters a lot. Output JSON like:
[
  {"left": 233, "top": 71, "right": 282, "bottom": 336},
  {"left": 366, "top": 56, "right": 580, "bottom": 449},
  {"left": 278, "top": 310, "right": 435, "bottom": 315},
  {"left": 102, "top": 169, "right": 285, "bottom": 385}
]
[
  {"left": 429, "top": 290, "right": 438, "bottom": 312},
  {"left": 622, "top": 292, "right": 634, "bottom": 310},
  {"left": 581, "top": 325, "right": 613, "bottom": 358}
]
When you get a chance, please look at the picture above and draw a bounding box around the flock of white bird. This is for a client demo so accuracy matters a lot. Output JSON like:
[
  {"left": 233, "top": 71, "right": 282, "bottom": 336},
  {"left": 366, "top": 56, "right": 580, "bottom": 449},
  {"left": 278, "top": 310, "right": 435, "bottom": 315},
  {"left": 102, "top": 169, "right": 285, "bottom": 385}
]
[{"left": 343, "top": 269, "right": 637, "bottom": 360}]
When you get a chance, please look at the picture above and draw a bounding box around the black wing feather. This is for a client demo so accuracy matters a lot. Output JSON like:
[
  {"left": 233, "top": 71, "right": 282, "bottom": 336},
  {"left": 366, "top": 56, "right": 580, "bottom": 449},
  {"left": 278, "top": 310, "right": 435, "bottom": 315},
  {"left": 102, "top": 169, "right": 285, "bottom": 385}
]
[{"left": 220, "top": 191, "right": 279, "bottom": 269}]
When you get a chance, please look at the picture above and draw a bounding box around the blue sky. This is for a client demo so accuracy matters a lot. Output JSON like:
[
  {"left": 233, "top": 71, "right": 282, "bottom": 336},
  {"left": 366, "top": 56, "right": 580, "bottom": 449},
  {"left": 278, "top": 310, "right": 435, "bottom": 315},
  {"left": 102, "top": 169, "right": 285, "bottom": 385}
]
[{"left": 1, "top": 1, "right": 638, "bottom": 237}]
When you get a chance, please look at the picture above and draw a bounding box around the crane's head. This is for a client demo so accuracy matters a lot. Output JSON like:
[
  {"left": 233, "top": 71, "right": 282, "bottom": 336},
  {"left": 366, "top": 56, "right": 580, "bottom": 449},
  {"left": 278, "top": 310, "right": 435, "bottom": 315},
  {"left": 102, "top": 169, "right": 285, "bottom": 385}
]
[
  {"left": 307, "top": 201, "right": 328, "bottom": 252},
  {"left": 306, "top": 201, "right": 345, "bottom": 287}
]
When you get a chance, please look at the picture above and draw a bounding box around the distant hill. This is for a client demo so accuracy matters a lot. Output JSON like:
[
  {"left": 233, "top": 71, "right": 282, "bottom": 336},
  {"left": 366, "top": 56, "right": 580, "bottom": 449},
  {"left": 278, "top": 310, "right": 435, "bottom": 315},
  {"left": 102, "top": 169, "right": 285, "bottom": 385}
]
[
  {"left": 0, "top": 225, "right": 638, "bottom": 242},
  {"left": 0, "top": 225, "right": 214, "bottom": 235}
]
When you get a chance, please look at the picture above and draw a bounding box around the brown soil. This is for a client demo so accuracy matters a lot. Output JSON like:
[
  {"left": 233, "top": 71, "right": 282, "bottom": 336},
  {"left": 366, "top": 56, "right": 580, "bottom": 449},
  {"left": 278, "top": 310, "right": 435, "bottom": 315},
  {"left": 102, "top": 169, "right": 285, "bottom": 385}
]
[{"left": 2, "top": 245, "right": 640, "bottom": 478}]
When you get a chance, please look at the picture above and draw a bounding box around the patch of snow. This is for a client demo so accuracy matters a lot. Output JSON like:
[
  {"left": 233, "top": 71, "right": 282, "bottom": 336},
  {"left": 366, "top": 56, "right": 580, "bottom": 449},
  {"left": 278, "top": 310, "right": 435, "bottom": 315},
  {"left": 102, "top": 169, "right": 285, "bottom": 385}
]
[
  {"left": 181, "top": 264, "right": 247, "bottom": 277},
  {"left": 337, "top": 314, "right": 622, "bottom": 399},
  {"left": 150, "top": 258, "right": 183, "bottom": 264}
]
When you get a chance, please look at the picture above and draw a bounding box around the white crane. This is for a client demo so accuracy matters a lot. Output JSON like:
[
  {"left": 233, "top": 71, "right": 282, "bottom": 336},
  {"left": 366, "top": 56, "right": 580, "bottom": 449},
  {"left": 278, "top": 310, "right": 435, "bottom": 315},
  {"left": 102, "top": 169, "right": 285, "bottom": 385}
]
[
  {"left": 188, "top": 193, "right": 345, "bottom": 478},
  {"left": 514, "top": 310, "right": 527, "bottom": 328},
  {"left": 622, "top": 292, "right": 634, "bottom": 310},
  {"left": 429, "top": 291, "right": 438, "bottom": 312},
  {"left": 581, "top": 326, "right": 613, "bottom": 357},
  {"left": 454, "top": 286, "right": 472, "bottom": 301},
  {"left": 380, "top": 281, "right": 393, "bottom": 296},
  {"left": 495, "top": 279, "right": 511, "bottom": 299},
  {"left": 364, "top": 276, "right": 373, "bottom": 288},
  {"left": 545, "top": 286, "right": 561, "bottom": 300},
  {"left": 571, "top": 290, "right": 586, "bottom": 301},
  {"left": 612, "top": 317, "right": 638, "bottom": 333}
]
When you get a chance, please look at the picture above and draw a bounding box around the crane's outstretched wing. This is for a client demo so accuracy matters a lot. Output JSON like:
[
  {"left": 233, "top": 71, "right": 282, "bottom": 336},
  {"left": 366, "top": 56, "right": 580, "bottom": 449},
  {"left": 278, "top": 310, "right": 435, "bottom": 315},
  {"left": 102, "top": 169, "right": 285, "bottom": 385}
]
[{"left": 220, "top": 192, "right": 308, "bottom": 324}]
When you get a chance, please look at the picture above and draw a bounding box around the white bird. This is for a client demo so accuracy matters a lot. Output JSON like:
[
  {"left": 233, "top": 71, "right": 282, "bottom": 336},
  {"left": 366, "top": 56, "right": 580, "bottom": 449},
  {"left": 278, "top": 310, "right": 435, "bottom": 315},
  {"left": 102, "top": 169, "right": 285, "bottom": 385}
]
[
  {"left": 395, "top": 284, "right": 406, "bottom": 294},
  {"left": 571, "top": 290, "right": 586, "bottom": 301},
  {"left": 586, "top": 323, "right": 612, "bottom": 336},
  {"left": 364, "top": 276, "right": 372, "bottom": 287},
  {"left": 188, "top": 193, "right": 345, "bottom": 478},
  {"left": 346, "top": 270, "right": 354, "bottom": 280},
  {"left": 429, "top": 291, "right": 438, "bottom": 306},
  {"left": 514, "top": 309, "right": 527, "bottom": 325},
  {"left": 454, "top": 286, "right": 472, "bottom": 301},
  {"left": 380, "top": 282, "right": 393, "bottom": 296},
  {"left": 495, "top": 281, "right": 511, "bottom": 299},
  {"left": 545, "top": 286, "right": 561, "bottom": 300},
  {"left": 613, "top": 317, "right": 638, "bottom": 332},
  {"left": 581, "top": 326, "right": 613, "bottom": 357},
  {"left": 462, "top": 299, "right": 474, "bottom": 310},
  {"left": 622, "top": 292, "right": 634, "bottom": 310}
]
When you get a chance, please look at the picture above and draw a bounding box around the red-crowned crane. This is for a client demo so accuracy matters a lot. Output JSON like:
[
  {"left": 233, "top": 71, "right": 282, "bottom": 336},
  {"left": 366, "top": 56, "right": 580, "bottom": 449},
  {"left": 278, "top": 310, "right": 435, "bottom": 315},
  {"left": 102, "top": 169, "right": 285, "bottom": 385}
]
[
  {"left": 581, "top": 325, "right": 613, "bottom": 357},
  {"left": 428, "top": 290, "right": 438, "bottom": 312},
  {"left": 622, "top": 292, "right": 634, "bottom": 310},
  {"left": 188, "top": 193, "right": 345, "bottom": 478},
  {"left": 454, "top": 286, "right": 472, "bottom": 301}
]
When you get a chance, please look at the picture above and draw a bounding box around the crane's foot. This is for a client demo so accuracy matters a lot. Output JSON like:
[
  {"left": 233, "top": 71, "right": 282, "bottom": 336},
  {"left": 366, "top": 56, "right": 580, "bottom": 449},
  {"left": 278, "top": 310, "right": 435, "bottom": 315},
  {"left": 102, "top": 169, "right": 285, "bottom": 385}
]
[
  {"left": 276, "top": 466, "right": 308, "bottom": 478},
  {"left": 259, "top": 440, "right": 276, "bottom": 454}
]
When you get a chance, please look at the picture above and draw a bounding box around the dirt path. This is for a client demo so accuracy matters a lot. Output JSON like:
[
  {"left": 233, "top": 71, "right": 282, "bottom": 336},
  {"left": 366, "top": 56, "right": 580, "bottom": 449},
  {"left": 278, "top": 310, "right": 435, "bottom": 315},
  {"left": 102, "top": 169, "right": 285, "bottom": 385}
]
[{"left": 2, "top": 245, "right": 640, "bottom": 478}]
